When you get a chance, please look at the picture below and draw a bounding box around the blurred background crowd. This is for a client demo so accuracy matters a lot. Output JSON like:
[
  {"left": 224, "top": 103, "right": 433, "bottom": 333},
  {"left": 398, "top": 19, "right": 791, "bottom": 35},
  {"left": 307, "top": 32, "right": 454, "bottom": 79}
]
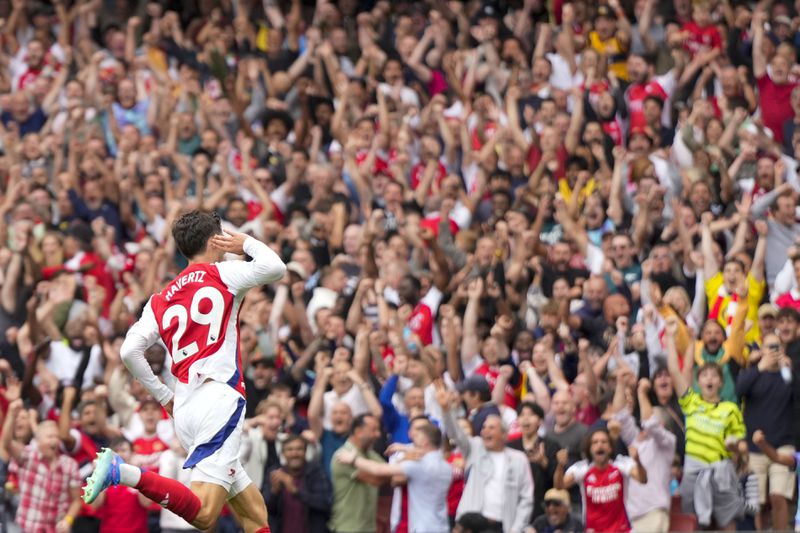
[{"left": 2, "top": 0, "right": 800, "bottom": 532}]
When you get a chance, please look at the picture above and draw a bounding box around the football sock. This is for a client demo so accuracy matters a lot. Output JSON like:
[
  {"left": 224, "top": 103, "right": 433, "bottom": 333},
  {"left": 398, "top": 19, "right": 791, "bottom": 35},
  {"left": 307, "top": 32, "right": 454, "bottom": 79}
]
[{"left": 135, "top": 470, "right": 201, "bottom": 523}]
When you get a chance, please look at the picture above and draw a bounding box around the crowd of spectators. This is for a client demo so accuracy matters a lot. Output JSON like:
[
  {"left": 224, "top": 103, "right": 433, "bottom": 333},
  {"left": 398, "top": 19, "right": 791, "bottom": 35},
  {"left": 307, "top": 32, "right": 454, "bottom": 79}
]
[{"left": 3, "top": 0, "right": 800, "bottom": 532}]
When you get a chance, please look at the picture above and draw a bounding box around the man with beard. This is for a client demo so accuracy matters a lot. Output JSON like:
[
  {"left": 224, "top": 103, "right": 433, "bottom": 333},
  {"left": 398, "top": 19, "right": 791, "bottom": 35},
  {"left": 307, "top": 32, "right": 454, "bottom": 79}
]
[
  {"left": 702, "top": 215, "right": 767, "bottom": 346},
  {"left": 59, "top": 384, "right": 122, "bottom": 531},
  {"left": 222, "top": 197, "right": 265, "bottom": 240},
  {"left": 692, "top": 316, "right": 748, "bottom": 403},
  {"left": 244, "top": 354, "right": 276, "bottom": 419},
  {"left": 569, "top": 276, "right": 627, "bottom": 348},
  {"left": 556, "top": 428, "right": 647, "bottom": 533},
  {"left": 43, "top": 316, "right": 105, "bottom": 390},
  {"left": 540, "top": 241, "right": 589, "bottom": 298},
  {"left": 263, "top": 435, "right": 332, "bottom": 533},
  {"left": 625, "top": 51, "right": 685, "bottom": 131}
]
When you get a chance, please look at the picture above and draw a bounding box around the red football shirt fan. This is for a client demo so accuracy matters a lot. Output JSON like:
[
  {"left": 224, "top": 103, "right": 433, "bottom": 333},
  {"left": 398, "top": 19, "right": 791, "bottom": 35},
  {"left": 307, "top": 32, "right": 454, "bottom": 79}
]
[
  {"left": 566, "top": 456, "right": 637, "bottom": 533},
  {"left": 625, "top": 73, "right": 676, "bottom": 130},
  {"left": 406, "top": 286, "right": 443, "bottom": 346},
  {"left": 757, "top": 74, "right": 796, "bottom": 143},
  {"left": 682, "top": 21, "right": 722, "bottom": 57}
]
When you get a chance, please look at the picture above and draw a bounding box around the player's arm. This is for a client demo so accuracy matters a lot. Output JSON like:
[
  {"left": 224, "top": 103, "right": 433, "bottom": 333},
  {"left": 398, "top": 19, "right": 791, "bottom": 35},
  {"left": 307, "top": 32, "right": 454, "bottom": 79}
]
[
  {"left": 120, "top": 299, "right": 175, "bottom": 410},
  {"left": 753, "top": 430, "right": 796, "bottom": 468},
  {"left": 212, "top": 231, "right": 287, "bottom": 291}
]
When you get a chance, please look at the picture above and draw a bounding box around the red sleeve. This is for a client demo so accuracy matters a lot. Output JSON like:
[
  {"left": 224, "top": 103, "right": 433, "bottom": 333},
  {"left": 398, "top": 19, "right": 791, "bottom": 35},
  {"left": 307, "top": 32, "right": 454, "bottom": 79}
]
[
  {"left": 776, "top": 293, "right": 790, "bottom": 308},
  {"left": 712, "top": 28, "right": 722, "bottom": 49}
]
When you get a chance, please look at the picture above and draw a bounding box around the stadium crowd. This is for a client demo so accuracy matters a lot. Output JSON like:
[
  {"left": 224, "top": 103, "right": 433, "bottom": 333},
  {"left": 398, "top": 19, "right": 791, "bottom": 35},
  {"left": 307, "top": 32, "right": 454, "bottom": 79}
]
[{"left": 3, "top": 0, "right": 800, "bottom": 532}]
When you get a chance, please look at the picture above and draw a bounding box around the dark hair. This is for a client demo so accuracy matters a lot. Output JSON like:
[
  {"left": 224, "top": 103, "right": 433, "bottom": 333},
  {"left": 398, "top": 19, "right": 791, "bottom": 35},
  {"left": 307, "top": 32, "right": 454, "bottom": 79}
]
[
  {"left": 517, "top": 400, "right": 545, "bottom": 419},
  {"left": 582, "top": 428, "right": 612, "bottom": 460},
  {"left": 192, "top": 147, "right": 213, "bottom": 160},
  {"left": 109, "top": 436, "right": 131, "bottom": 450},
  {"left": 697, "top": 361, "right": 724, "bottom": 381},
  {"left": 271, "top": 382, "right": 293, "bottom": 395},
  {"left": 778, "top": 307, "right": 800, "bottom": 322},
  {"left": 418, "top": 422, "right": 443, "bottom": 448},
  {"left": 722, "top": 257, "right": 746, "bottom": 272},
  {"left": 644, "top": 94, "right": 665, "bottom": 109},
  {"left": 566, "top": 155, "right": 590, "bottom": 170},
  {"left": 631, "top": 51, "right": 657, "bottom": 66},
  {"left": 401, "top": 274, "right": 422, "bottom": 293},
  {"left": 350, "top": 413, "right": 377, "bottom": 435},
  {"left": 172, "top": 210, "right": 222, "bottom": 259},
  {"left": 456, "top": 513, "right": 491, "bottom": 533},
  {"left": 282, "top": 434, "right": 308, "bottom": 450},
  {"left": 227, "top": 197, "right": 247, "bottom": 210},
  {"left": 701, "top": 319, "right": 727, "bottom": 338},
  {"left": 478, "top": 388, "right": 492, "bottom": 403},
  {"left": 491, "top": 189, "right": 513, "bottom": 204},
  {"left": 409, "top": 414, "right": 430, "bottom": 425},
  {"left": 76, "top": 399, "right": 97, "bottom": 416}
]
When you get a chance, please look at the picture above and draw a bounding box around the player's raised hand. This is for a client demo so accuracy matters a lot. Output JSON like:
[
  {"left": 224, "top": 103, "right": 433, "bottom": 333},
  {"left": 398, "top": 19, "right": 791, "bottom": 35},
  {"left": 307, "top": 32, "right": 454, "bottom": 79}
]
[{"left": 209, "top": 231, "right": 249, "bottom": 255}]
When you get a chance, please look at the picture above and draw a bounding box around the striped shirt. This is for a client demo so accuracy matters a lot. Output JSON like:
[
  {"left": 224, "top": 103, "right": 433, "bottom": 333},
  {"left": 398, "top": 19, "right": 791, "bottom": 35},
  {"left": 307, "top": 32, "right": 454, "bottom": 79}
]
[
  {"left": 679, "top": 389, "right": 746, "bottom": 464},
  {"left": 15, "top": 444, "right": 81, "bottom": 532}
]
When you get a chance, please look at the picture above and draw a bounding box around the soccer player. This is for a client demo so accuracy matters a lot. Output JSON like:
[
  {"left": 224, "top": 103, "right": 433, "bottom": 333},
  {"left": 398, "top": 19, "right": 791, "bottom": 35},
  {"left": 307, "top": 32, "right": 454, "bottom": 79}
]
[
  {"left": 82, "top": 211, "right": 286, "bottom": 533},
  {"left": 554, "top": 429, "right": 647, "bottom": 533}
]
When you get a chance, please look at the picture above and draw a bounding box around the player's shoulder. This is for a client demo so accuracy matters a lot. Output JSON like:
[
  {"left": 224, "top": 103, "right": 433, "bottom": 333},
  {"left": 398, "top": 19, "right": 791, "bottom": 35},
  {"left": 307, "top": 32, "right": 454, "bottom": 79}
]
[{"left": 153, "top": 264, "right": 228, "bottom": 307}]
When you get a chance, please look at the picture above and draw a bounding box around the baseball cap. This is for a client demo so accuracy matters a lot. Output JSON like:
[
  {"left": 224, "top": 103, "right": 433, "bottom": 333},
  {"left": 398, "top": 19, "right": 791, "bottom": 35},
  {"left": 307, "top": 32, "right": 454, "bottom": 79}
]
[
  {"left": 758, "top": 303, "right": 778, "bottom": 319},
  {"left": 476, "top": 3, "right": 500, "bottom": 20},
  {"left": 456, "top": 375, "right": 491, "bottom": 394},
  {"left": 543, "top": 488, "right": 571, "bottom": 506},
  {"left": 775, "top": 14, "right": 793, "bottom": 27},
  {"left": 595, "top": 5, "right": 617, "bottom": 19}
]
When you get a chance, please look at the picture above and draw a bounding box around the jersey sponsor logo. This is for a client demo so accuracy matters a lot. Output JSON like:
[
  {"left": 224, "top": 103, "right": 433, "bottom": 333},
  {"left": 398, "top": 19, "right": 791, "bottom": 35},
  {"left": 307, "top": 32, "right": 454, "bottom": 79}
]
[{"left": 586, "top": 481, "right": 622, "bottom": 504}]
